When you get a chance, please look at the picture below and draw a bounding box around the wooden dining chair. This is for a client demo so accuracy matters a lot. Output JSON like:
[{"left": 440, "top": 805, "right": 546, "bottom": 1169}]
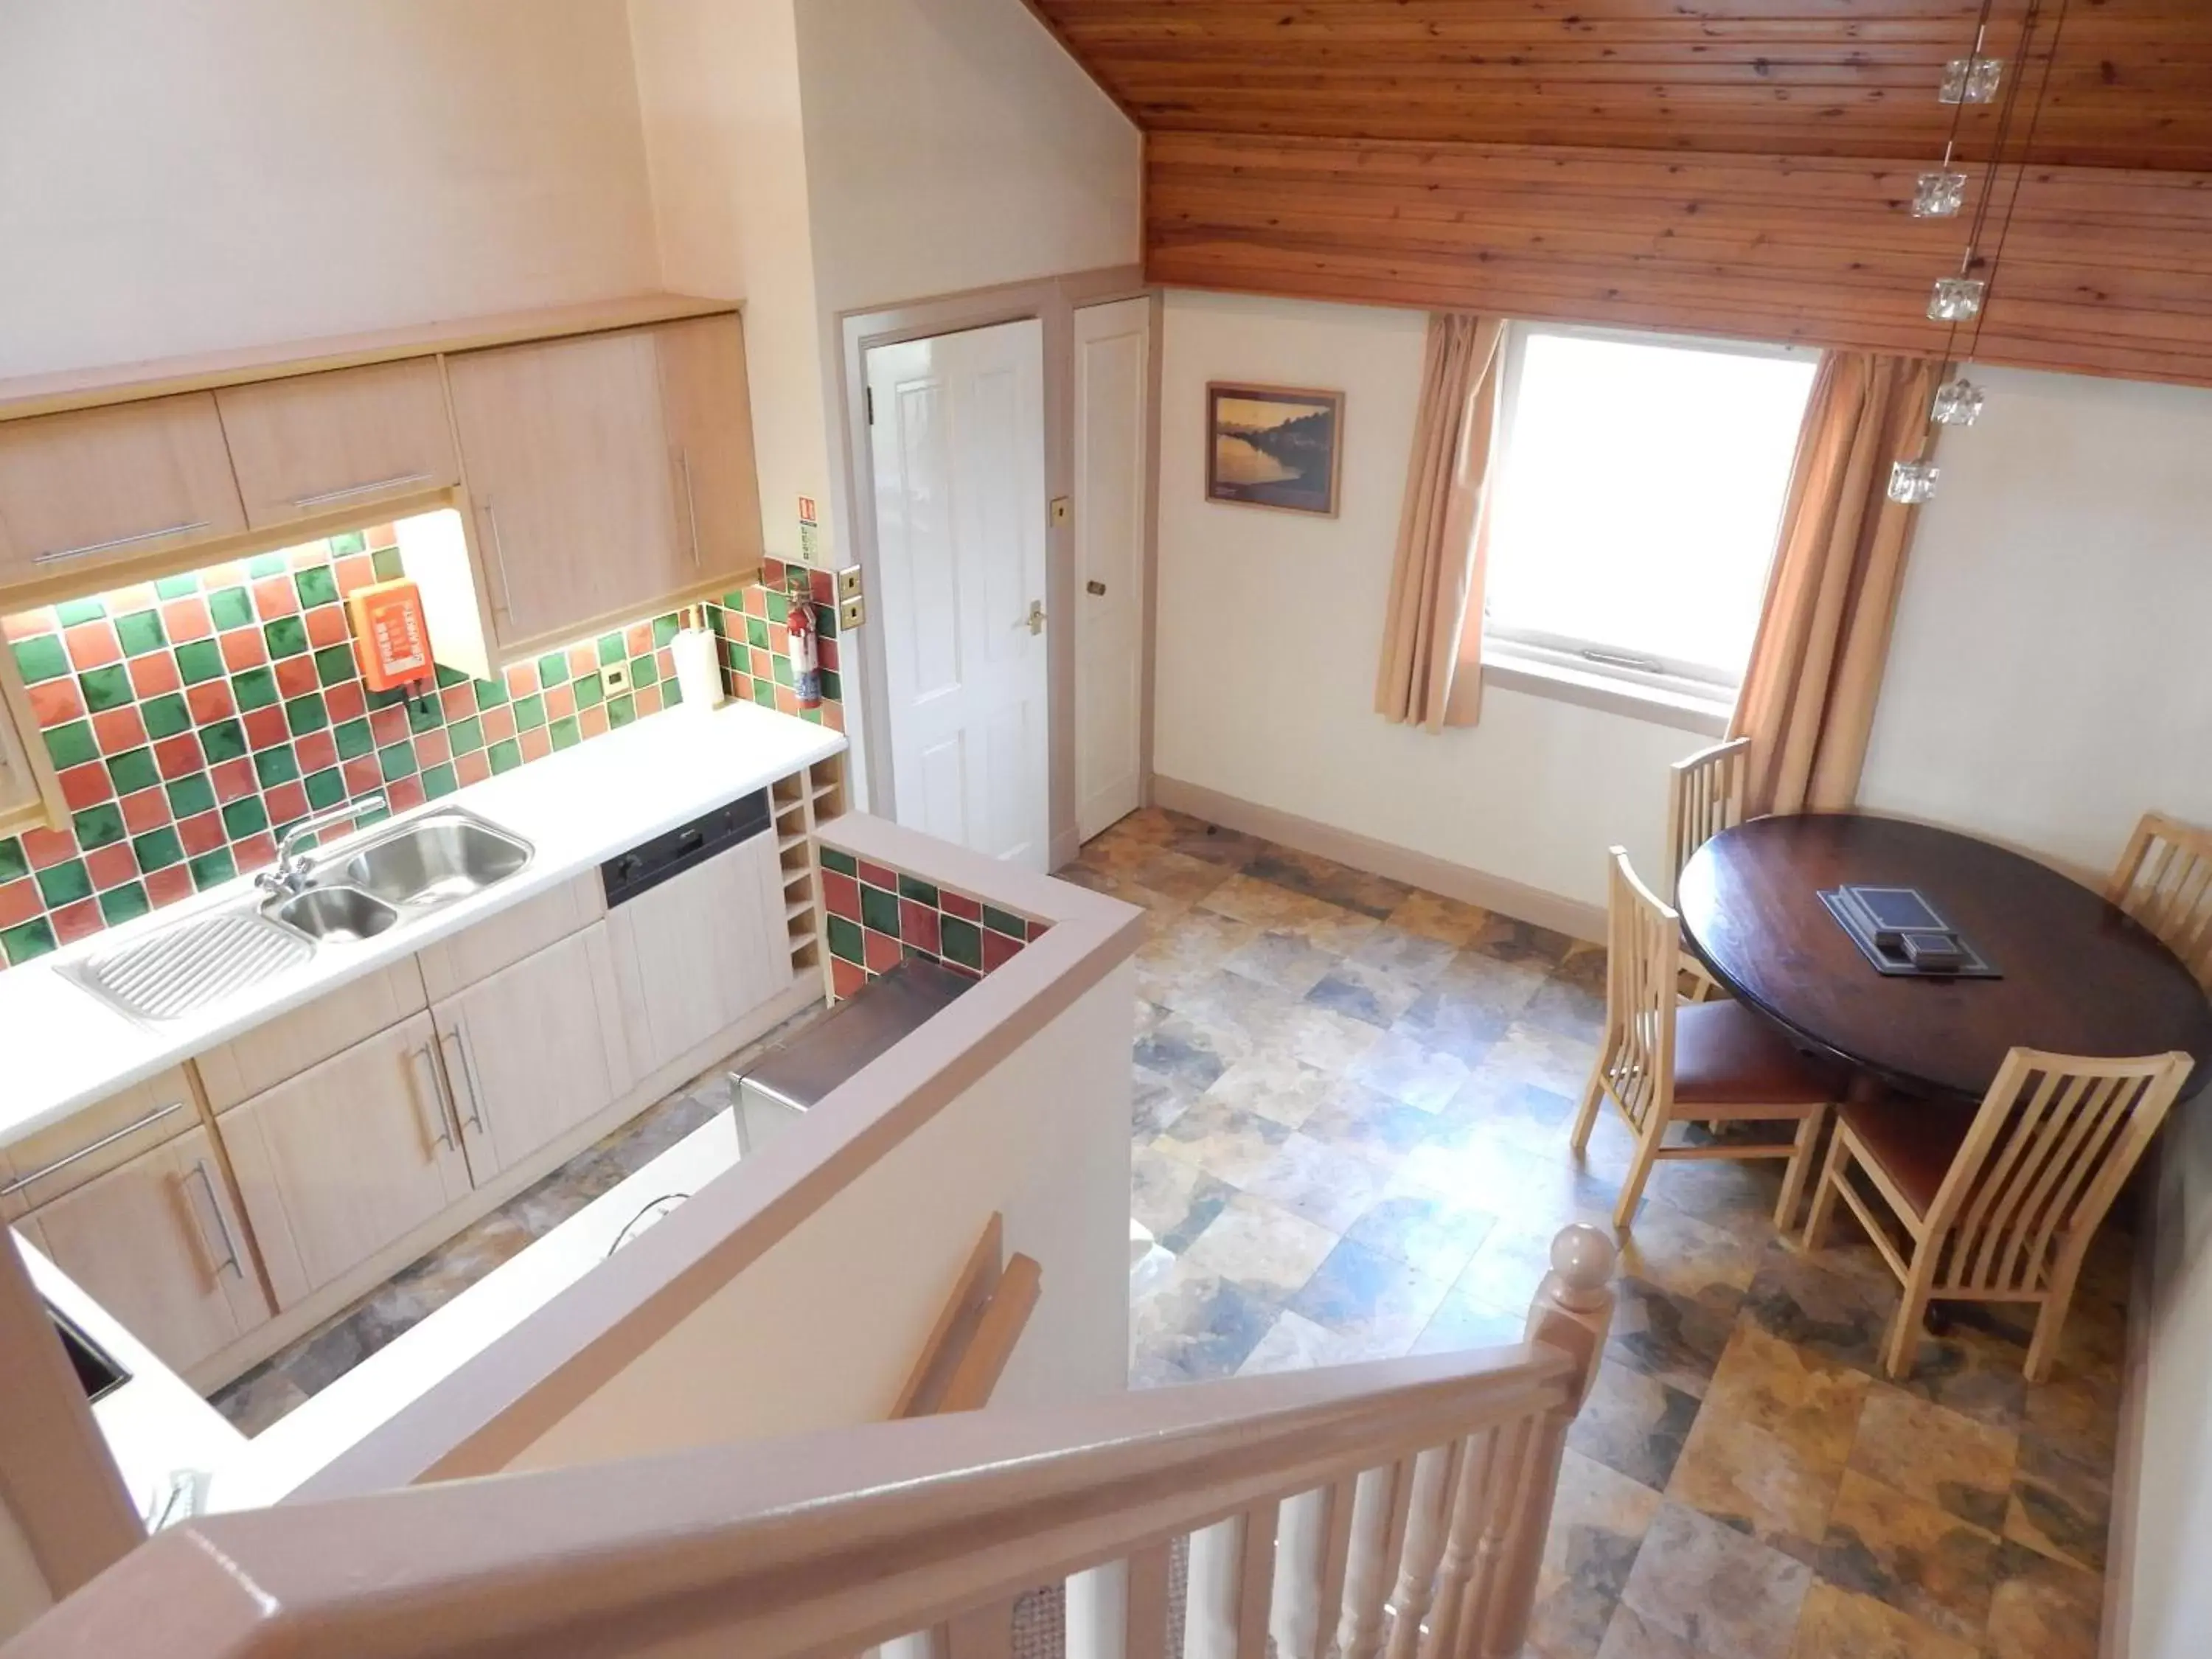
[
  {"left": 1804, "top": 1047, "right": 2194, "bottom": 1381},
  {"left": 1571, "top": 847, "right": 1839, "bottom": 1233},
  {"left": 2109, "top": 810, "right": 2212, "bottom": 990},
  {"left": 1666, "top": 736, "right": 1750, "bottom": 1000}
]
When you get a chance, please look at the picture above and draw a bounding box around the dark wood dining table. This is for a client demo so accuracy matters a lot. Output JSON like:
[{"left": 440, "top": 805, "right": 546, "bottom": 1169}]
[{"left": 1676, "top": 813, "right": 2212, "bottom": 1103}]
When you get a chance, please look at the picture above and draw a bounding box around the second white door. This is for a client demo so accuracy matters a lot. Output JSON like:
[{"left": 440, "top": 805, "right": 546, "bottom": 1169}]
[
  {"left": 1073, "top": 298, "right": 1150, "bottom": 841},
  {"left": 866, "top": 320, "right": 1050, "bottom": 869}
]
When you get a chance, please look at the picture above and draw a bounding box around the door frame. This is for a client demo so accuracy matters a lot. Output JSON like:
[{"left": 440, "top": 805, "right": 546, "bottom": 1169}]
[{"left": 832, "top": 268, "right": 1160, "bottom": 872}]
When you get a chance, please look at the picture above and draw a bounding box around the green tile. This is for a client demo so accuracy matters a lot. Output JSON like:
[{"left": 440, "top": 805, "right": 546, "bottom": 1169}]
[
  {"left": 174, "top": 638, "right": 225, "bottom": 684},
  {"left": 815, "top": 602, "right": 837, "bottom": 641},
  {"left": 167, "top": 773, "right": 216, "bottom": 817},
  {"left": 140, "top": 692, "right": 192, "bottom": 740},
  {"left": 285, "top": 692, "right": 329, "bottom": 736},
  {"left": 607, "top": 695, "right": 636, "bottom": 729},
  {"left": 97, "top": 882, "right": 150, "bottom": 925},
  {"left": 329, "top": 530, "right": 367, "bottom": 557},
  {"left": 263, "top": 616, "right": 309, "bottom": 658},
  {"left": 232, "top": 667, "right": 279, "bottom": 711},
  {"left": 801, "top": 706, "right": 824, "bottom": 726},
  {"left": 42, "top": 721, "right": 97, "bottom": 772},
  {"left": 535, "top": 652, "right": 570, "bottom": 688},
  {"left": 819, "top": 668, "right": 843, "bottom": 702},
  {"left": 132, "top": 826, "right": 184, "bottom": 872},
  {"left": 36, "top": 859, "right": 91, "bottom": 908},
  {"left": 378, "top": 741, "right": 418, "bottom": 782},
  {"left": 628, "top": 654, "right": 658, "bottom": 688},
  {"left": 751, "top": 680, "right": 776, "bottom": 708},
  {"left": 407, "top": 694, "right": 442, "bottom": 734},
  {"left": 79, "top": 664, "right": 133, "bottom": 712},
  {"left": 821, "top": 846, "right": 858, "bottom": 877},
  {"left": 859, "top": 883, "right": 900, "bottom": 936},
  {"left": 470, "top": 675, "right": 509, "bottom": 709},
  {"left": 435, "top": 663, "right": 470, "bottom": 690},
  {"left": 366, "top": 684, "right": 409, "bottom": 711},
  {"left": 55, "top": 597, "right": 105, "bottom": 626},
  {"left": 71, "top": 803, "right": 125, "bottom": 850},
  {"left": 254, "top": 745, "right": 300, "bottom": 787},
  {"left": 208, "top": 586, "right": 254, "bottom": 630},
  {"left": 188, "top": 849, "right": 237, "bottom": 891},
  {"left": 982, "top": 904, "right": 1029, "bottom": 939},
  {"left": 745, "top": 616, "right": 769, "bottom": 650},
  {"left": 334, "top": 718, "right": 374, "bottom": 760},
  {"left": 512, "top": 694, "right": 546, "bottom": 732},
  {"left": 304, "top": 767, "right": 347, "bottom": 810},
  {"left": 10, "top": 635, "right": 69, "bottom": 684},
  {"left": 939, "top": 914, "right": 984, "bottom": 971},
  {"left": 0, "top": 838, "right": 23, "bottom": 883},
  {"left": 898, "top": 873, "right": 940, "bottom": 906},
  {"left": 371, "top": 547, "right": 404, "bottom": 581},
  {"left": 767, "top": 592, "right": 789, "bottom": 624},
  {"left": 487, "top": 739, "right": 524, "bottom": 775},
  {"left": 247, "top": 552, "right": 290, "bottom": 579},
  {"left": 771, "top": 654, "right": 794, "bottom": 689},
  {"left": 201, "top": 719, "right": 248, "bottom": 762},
  {"left": 549, "top": 716, "right": 581, "bottom": 751},
  {"left": 653, "top": 613, "right": 681, "bottom": 647},
  {"left": 597, "top": 633, "right": 626, "bottom": 666},
  {"left": 446, "top": 716, "right": 484, "bottom": 755},
  {"left": 107, "top": 747, "right": 159, "bottom": 796},
  {"left": 221, "top": 796, "right": 268, "bottom": 839},
  {"left": 663, "top": 678, "right": 684, "bottom": 706},
  {"left": 1, "top": 918, "right": 57, "bottom": 966},
  {"left": 115, "top": 610, "right": 166, "bottom": 655},
  {"left": 574, "top": 672, "right": 603, "bottom": 710},
  {"left": 420, "top": 763, "right": 459, "bottom": 800},
  {"left": 313, "top": 644, "right": 357, "bottom": 688},
  {"left": 295, "top": 566, "right": 340, "bottom": 608},
  {"left": 154, "top": 573, "right": 199, "bottom": 599},
  {"left": 827, "top": 914, "right": 863, "bottom": 964}
]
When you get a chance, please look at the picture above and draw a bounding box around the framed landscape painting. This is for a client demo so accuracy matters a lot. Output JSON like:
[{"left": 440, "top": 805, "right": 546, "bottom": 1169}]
[{"left": 1206, "top": 383, "right": 1343, "bottom": 515}]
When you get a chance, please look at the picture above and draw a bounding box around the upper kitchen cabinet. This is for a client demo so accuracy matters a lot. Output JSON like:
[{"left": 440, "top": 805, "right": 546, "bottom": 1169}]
[
  {"left": 655, "top": 314, "right": 766, "bottom": 585},
  {"left": 215, "top": 358, "right": 459, "bottom": 531},
  {"left": 0, "top": 393, "right": 246, "bottom": 583}
]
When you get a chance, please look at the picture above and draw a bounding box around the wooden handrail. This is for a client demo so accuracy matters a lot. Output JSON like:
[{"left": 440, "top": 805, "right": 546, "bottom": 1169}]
[
  {"left": 937, "top": 1252, "right": 1041, "bottom": 1413},
  {"left": 891, "top": 1213, "right": 1006, "bottom": 1419},
  {"left": 4, "top": 1227, "right": 1616, "bottom": 1659}
]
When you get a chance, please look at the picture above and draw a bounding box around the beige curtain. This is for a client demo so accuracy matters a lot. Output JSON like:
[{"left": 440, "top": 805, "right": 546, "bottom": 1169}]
[
  {"left": 1730, "top": 350, "right": 1939, "bottom": 815},
  {"left": 1376, "top": 313, "right": 1507, "bottom": 731}
]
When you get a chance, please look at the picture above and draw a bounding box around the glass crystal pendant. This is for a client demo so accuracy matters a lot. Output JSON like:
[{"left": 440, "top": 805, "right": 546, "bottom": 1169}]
[
  {"left": 1889, "top": 459, "right": 1941, "bottom": 504},
  {"left": 1913, "top": 170, "right": 1968, "bottom": 218},
  {"left": 1928, "top": 276, "right": 1986, "bottom": 321},
  {"left": 1940, "top": 56, "right": 2004, "bottom": 104},
  {"left": 1933, "top": 378, "right": 1986, "bottom": 425}
]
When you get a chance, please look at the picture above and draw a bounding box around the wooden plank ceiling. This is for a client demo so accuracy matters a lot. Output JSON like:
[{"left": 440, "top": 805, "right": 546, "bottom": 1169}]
[{"left": 1029, "top": 0, "right": 2212, "bottom": 383}]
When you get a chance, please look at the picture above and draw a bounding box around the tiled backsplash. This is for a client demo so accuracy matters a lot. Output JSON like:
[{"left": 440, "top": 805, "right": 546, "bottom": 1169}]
[
  {"left": 818, "top": 844, "right": 1047, "bottom": 1001},
  {"left": 726, "top": 557, "right": 846, "bottom": 715},
  {"left": 0, "top": 524, "right": 845, "bottom": 969}
]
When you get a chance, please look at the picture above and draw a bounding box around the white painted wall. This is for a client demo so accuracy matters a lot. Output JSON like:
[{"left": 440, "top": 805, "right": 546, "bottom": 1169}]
[
  {"left": 504, "top": 960, "right": 1135, "bottom": 1470},
  {"left": 0, "top": 0, "right": 661, "bottom": 378}
]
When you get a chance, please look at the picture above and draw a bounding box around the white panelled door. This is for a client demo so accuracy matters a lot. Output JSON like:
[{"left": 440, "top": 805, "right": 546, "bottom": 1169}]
[
  {"left": 866, "top": 320, "right": 1050, "bottom": 869},
  {"left": 1072, "top": 298, "right": 1150, "bottom": 841}
]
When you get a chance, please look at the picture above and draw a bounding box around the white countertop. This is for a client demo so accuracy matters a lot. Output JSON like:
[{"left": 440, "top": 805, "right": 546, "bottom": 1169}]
[{"left": 0, "top": 700, "right": 843, "bottom": 1148}]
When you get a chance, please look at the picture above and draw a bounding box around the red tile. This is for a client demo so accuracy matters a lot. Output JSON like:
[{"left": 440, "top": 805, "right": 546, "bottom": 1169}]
[
  {"left": 386, "top": 776, "right": 425, "bottom": 812},
  {"left": 210, "top": 758, "right": 257, "bottom": 803},
  {"left": 289, "top": 545, "right": 326, "bottom": 571},
  {"left": 232, "top": 833, "right": 278, "bottom": 873},
  {"left": 119, "top": 787, "right": 169, "bottom": 835},
  {"left": 185, "top": 681, "right": 234, "bottom": 724},
  {"left": 145, "top": 865, "right": 195, "bottom": 908},
  {"left": 305, "top": 605, "right": 351, "bottom": 650},
  {"left": 625, "top": 622, "right": 653, "bottom": 655},
  {"left": 369, "top": 704, "right": 410, "bottom": 746},
  {"left": 744, "top": 588, "right": 768, "bottom": 619},
  {"left": 59, "top": 762, "right": 113, "bottom": 810},
  {"left": 0, "top": 880, "right": 39, "bottom": 929},
  {"left": 251, "top": 577, "right": 297, "bottom": 619},
  {"left": 901, "top": 898, "right": 942, "bottom": 956},
  {"left": 364, "top": 522, "right": 397, "bottom": 551},
  {"left": 762, "top": 558, "right": 785, "bottom": 588},
  {"left": 274, "top": 656, "right": 319, "bottom": 699},
  {"left": 982, "top": 929, "right": 1024, "bottom": 972},
  {"left": 480, "top": 705, "right": 517, "bottom": 745},
  {"left": 544, "top": 684, "right": 577, "bottom": 722},
  {"left": 821, "top": 702, "right": 845, "bottom": 733},
  {"left": 1026, "top": 918, "right": 1051, "bottom": 942},
  {"left": 440, "top": 684, "right": 476, "bottom": 723},
  {"left": 774, "top": 686, "right": 799, "bottom": 716},
  {"left": 91, "top": 706, "right": 147, "bottom": 754},
  {"left": 63, "top": 620, "right": 120, "bottom": 670},
  {"left": 200, "top": 560, "right": 248, "bottom": 589},
  {"left": 341, "top": 757, "right": 383, "bottom": 796},
  {"left": 566, "top": 644, "right": 596, "bottom": 679},
  {"left": 293, "top": 730, "right": 338, "bottom": 773},
  {"left": 177, "top": 812, "right": 226, "bottom": 857},
  {"left": 86, "top": 844, "right": 136, "bottom": 891},
  {"left": 25, "top": 678, "right": 82, "bottom": 728},
  {"left": 580, "top": 703, "right": 610, "bottom": 740},
  {"left": 749, "top": 647, "right": 773, "bottom": 679},
  {"left": 862, "top": 928, "right": 902, "bottom": 974},
  {"left": 335, "top": 555, "right": 378, "bottom": 597},
  {"left": 21, "top": 827, "right": 76, "bottom": 869},
  {"left": 128, "top": 651, "right": 182, "bottom": 698},
  {"left": 830, "top": 956, "right": 868, "bottom": 1000},
  {"left": 243, "top": 706, "right": 288, "bottom": 752},
  {"left": 769, "top": 621, "right": 790, "bottom": 655},
  {"left": 504, "top": 661, "right": 538, "bottom": 698},
  {"left": 153, "top": 734, "right": 204, "bottom": 781},
  {"left": 655, "top": 648, "right": 675, "bottom": 683},
  {"left": 942, "top": 961, "right": 980, "bottom": 981},
  {"left": 635, "top": 684, "right": 663, "bottom": 717},
  {"left": 823, "top": 870, "right": 860, "bottom": 920},
  {"left": 818, "top": 637, "right": 840, "bottom": 672},
  {"left": 455, "top": 749, "right": 492, "bottom": 788},
  {"left": 324, "top": 681, "right": 366, "bottom": 725},
  {"left": 2, "top": 608, "right": 54, "bottom": 639},
  {"left": 810, "top": 568, "right": 835, "bottom": 604},
  {"left": 413, "top": 729, "right": 451, "bottom": 769},
  {"left": 857, "top": 860, "right": 897, "bottom": 891},
  {"left": 519, "top": 726, "right": 552, "bottom": 763},
  {"left": 219, "top": 628, "right": 266, "bottom": 672},
  {"left": 161, "top": 596, "right": 212, "bottom": 642},
  {"left": 50, "top": 899, "right": 102, "bottom": 945},
  {"left": 263, "top": 782, "right": 307, "bottom": 828},
  {"left": 940, "top": 889, "right": 982, "bottom": 922}
]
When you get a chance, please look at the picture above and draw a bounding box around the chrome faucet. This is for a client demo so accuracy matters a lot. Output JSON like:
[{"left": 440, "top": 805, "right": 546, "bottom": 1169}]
[{"left": 255, "top": 793, "right": 389, "bottom": 899}]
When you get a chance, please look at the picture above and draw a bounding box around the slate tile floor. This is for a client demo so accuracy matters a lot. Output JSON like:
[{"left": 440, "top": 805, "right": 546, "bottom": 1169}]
[{"left": 1068, "top": 807, "right": 2126, "bottom": 1659}]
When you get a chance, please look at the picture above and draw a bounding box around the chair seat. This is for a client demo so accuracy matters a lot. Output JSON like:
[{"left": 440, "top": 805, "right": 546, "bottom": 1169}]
[
  {"left": 1838, "top": 1094, "right": 1977, "bottom": 1220},
  {"left": 1672, "top": 1001, "right": 1835, "bottom": 1107}
]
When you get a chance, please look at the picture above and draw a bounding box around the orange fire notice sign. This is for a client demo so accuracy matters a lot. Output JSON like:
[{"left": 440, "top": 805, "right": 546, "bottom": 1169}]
[{"left": 346, "top": 579, "right": 433, "bottom": 692}]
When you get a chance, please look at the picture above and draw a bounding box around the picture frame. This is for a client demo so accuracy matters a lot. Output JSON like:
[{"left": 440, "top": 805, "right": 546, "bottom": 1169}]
[{"left": 1205, "top": 382, "right": 1344, "bottom": 516}]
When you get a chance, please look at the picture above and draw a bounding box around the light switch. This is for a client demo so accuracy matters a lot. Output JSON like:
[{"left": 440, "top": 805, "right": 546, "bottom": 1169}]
[
  {"left": 1051, "top": 496, "right": 1071, "bottom": 526},
  {"left": 835, "top": 565, "right": 864, "bottom": 600}
]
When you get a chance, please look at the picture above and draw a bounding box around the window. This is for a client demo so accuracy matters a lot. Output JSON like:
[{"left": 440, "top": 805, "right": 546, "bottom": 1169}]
[{"left": 1482, "top": 324, "right": 1818, "bottom": 713}]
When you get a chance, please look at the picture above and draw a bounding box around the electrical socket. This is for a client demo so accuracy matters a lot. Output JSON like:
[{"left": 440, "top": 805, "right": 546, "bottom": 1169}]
[{"left": 602, "top": 661, "right": 631, "bottom": 695}]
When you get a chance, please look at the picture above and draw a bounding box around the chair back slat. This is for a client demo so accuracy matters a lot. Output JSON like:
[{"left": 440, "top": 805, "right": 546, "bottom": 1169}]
[
  {"left": 2110, "top": 811, "right": 2212, "bottom": 990},
  {"left": 1599, "top": 848, "right": 1678, "bottom": 1135},
  {"left": 1664, "top": 737, "right": 1750, "bottom": 902}
]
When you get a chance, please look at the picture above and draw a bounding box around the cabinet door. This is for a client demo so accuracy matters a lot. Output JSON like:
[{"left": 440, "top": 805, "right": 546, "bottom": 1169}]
[
  {"left": 437, "top": 923, "right": 633, "bottom": 1183},
  {"left": 15, "top": 1124, "right": 271, "bottom": 1375},
  {"left": 445, "top": 330, "right": 686, "bottom": 653},
  {"left": 215, "top": 360, "right": 460, "bottom": 530},
  {"left": 608, "top": 832, "right": 795, "bottom": 1079},
  {"left": 220, "top": 1012, "right": 472, "bottom": 1310},
  {"left": 0, "top": 394, "right": 247, "bottom": 580},
  {"left": 655, "top": 315, "right": 765, "bottom": 587}
]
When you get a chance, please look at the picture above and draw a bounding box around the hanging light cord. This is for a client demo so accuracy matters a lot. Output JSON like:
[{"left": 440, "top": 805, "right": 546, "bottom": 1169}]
[{"left": 1963, "top": 0, "right": 2074, "bottom": 368}]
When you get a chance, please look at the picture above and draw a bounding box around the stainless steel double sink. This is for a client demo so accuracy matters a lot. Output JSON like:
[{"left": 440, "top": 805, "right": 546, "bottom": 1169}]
[{"left": 71, "top": 810, "right": 534, "bottom": 1022}]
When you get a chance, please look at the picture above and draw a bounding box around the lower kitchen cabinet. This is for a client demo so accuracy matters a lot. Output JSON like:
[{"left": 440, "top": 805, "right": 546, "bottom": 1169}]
[
  {"left": 436, "top": 923, "right": 633, "bottom": 1183},
  {"left": 15, "top": 1124, "right": 272, "bottom": 1375},
  {"left": 220, "top": 1012, "right": 473, "bottom": 1311}
]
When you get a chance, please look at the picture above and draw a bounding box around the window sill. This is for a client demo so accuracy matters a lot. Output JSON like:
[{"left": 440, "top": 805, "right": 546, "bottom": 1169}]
[{"left": 1481, "top": 646, "right": 1733, "bottom": 737}]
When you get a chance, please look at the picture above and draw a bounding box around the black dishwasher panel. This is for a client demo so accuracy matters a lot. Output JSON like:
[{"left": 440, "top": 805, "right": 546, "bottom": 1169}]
[{"left": 601, "top": 790, "right": 772, "bottom": 908}]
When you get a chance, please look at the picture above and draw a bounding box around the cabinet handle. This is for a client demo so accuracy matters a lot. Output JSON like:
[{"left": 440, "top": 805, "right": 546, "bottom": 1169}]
[
  {"left": 446, "top": 1021, "right": 492, "bottom": 1139},
  {"left": 290, "top": 471, "right": 432, "bottom": 510},
  {"left": 407, "top": 1043, "right": 458, "bottom": 1152},
  {"left": 479, "top": 499, "right": 515, "bottom": 618},
  {"left": 34, "top": 523, "right": 209, "bottom": 566},
  {"left": 0, "top": 1100, "right": 187, "bottom": 1197},
  {"left": 184, "top": 1160, "right": 243, "bottom": 1280},
  {"left": 677, "top": 448, "right": 701, "bottom": 569}
]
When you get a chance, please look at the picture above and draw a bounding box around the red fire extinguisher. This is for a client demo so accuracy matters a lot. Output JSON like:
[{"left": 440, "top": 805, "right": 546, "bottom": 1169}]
[{"left": 786, "top": 571, "right": 821, "bottom": 707}]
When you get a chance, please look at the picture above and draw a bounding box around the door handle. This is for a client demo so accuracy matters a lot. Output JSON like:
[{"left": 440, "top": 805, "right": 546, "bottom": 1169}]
[
  {"left": 408, "top": 1042, "right": 460, "bottom": 1152},
  {"left": 184, "top": 1161, "right": 244, "bottom": 1280},
  {"left": 444, "top": 1021, "right": 490, "bottom": 1138},
  {"left": 1025, "top": 600, "right": 1046, "bottom": 636}
]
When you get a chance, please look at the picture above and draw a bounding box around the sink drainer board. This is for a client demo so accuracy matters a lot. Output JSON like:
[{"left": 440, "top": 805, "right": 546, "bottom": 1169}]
[{"left": 73, "top": 913, "right": 314, "bottom": 1022}]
